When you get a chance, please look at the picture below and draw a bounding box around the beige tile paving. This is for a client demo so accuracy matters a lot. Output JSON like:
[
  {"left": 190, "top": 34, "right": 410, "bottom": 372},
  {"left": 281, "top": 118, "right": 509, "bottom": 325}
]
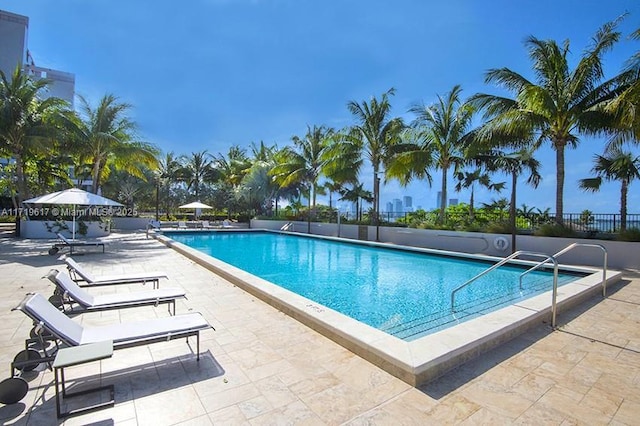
[{"left": 0, "top": 231, "right": 638, "bottom": 425}]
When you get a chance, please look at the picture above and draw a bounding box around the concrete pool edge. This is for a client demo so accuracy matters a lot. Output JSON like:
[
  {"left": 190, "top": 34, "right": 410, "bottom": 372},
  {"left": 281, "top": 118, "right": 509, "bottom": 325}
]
[{"left": 154, "top": 232, "right": 622, "bottom": 386}]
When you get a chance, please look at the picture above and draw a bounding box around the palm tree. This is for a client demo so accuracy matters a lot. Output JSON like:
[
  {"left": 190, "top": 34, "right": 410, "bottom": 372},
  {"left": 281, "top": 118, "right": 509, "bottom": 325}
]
[
  {"left": 179, "top": 150, "right": 219, "bottom": 199},
  {"left": 337, "top": 89, "right": 404, "bottom": 224},
  {"left": 579, "top": 147, "right": 640, "bottom": 231},
  {"left": 604, "top": 26, "right": 640, "bottom": 148},
  {"left": 70, "top": 94, "right": 158, "bottom": 193},
  {"left": 469, "top": 19, "right": 626, "bottom": 224},
  {"left": 517, "top": 204, "right": 537, "bottom": 221},
  {"left": 323, "top": 180, "right": 343, "bottom": 219},
  {"left": 481, "top": 149, "right": 541, "bottom": 251},
  {"left": 454, "top": 169, "right": 505, "bottom": 220},
  {"left": 339, "top": 183, "right": 373, "bottom": 222},
  {"left": 214, "top": 145, "right": 251, "bottom": 189},
  {"left": 393, "top": 85, "right": 473, "bottom": 223},
  {"left": 0, "top": 67, "right": 68, "bottom": 203},
  {"left": 270, "top": 125, "right": 334, "bottom": 219},
  {"left": 156, "top": 151, "right": 181, "bottom": 219}
]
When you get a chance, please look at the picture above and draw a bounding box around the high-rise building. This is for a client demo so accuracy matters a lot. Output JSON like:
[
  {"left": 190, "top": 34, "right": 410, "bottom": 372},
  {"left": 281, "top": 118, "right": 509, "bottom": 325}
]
[
  {"left": 393, "top": 198, "right": 403, "bottom": 213},
  {"left": 385, "top": 202, "right": 393, "bottom": 212},
  {"left": 436, "top": 191, "right": 442, "bottom": 209},
  {"left": 0, "top": 9, "right": 75, "bottom": 106},
  {"left": 449, "top": 198, "right": 459, "bottom": 206},
  {"left": 403, "top": 196, "right": 412, "bottom": 209},
  {"left": 0, "top": 10, "right": 27, "bottom": 77}
]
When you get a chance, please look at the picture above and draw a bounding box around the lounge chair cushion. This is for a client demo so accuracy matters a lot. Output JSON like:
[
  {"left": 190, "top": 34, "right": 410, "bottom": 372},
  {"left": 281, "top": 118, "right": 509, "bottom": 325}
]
[
  {"left": 60, "top": 255, "right": 168, "bottom": 285},
  {"left": 17, "top": 293, "right": 210, "bottom": 348},
  {"left": 48, "top": 270, "right": 185, "bottom": 309},
  {"left": 80, "top": 314, "right": 208, "bottom": 345}
]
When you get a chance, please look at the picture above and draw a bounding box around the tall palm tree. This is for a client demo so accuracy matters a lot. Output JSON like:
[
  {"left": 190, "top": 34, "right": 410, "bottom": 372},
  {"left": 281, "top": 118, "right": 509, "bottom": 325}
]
[
  {"left": 604, "top": 26, "right": 640, "bottom": 148},
  {"left": 270, "top": 125, "right": 334, "bottom": 214},
  {"left": 0, "top": 67, "right": 68, "bottom": 203},
  {"left": 214, "top": 145, "right": 251, "bottom": 189},
  {"left": 481, "top": 149, "right": 541, "bottom": 251},
  {"left": 337, "top": 89, "right": 404, "bottom": 223},
  {"left": 156, "top": 151, "right": 181, "bottom": 218},
  {"left": 179, "top": 150, "right": 219, "bottom": 199},
  {"left": 579, "top": 147, "right": 640, "bottom": 231},
  {"left": 339, "top": 183, "right": 373, "bottom": 222},
  {"left": 391, "top": 85, "right": 472, "bottom": 223},
  {"left": 469, "top": 19, "right": 626, "bottom": 224},
  {"left": 454, "top": 169, "right": 505, "bottom": 220},
  {"left": 71, "top": 94, "right": 158, "bottom": 193}
]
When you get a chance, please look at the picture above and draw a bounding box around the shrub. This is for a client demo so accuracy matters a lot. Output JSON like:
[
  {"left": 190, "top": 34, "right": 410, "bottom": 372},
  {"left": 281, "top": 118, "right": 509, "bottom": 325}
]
[
  {"left": 485, "top": 221, "right": 512, "bottom": 234},
  {"left": 533, "top": 223, "right": 576, "bottom": 237},
  {"left": 617, "top": 228, "right": 640, "bottom": 242}
]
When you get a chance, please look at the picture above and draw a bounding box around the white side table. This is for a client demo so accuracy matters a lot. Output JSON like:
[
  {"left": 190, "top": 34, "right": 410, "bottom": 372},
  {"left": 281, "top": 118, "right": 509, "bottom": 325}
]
[{"left": 53, "top": 340, "right": 114, "bottom": 419}]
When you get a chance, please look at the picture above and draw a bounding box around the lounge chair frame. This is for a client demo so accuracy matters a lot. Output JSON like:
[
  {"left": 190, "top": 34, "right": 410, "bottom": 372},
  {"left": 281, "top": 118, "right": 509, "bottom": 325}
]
[
  {"left": 60, "top": 255, "right": 167, "bottom": 289},
  {"left": 12, "top": 293, "right": 213, "bottom": 368},
  {"left": 51, "top": 233, "right": 105, "bottom": 255},
  {"left": 46, "top": 269, "right": 183, "bottom": 315}
]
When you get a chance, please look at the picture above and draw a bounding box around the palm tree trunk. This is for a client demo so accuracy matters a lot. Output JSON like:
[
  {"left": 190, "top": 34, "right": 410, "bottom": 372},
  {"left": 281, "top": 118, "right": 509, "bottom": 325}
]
[
  {"left": 510, "top": 171, "right": 517, "bottom": 253},
  {"left": 555, "top": 142, "right": 565, "bottom": 225},
  {"left": 621, "top": 179, "right": 628, "bottom": 232},
  {"left": 439, "top": 168, "right": 448, "bottom": 223},
  {"left": 91, "top": 159, "right": 101, "bottom": 194},
  {"left": 307, "top": 187, "right": 312, "bottom": 233},
  {"left": 14, "top": 153, "right": 29, "bottom": 204},
  {"left": 469, "top": 186, "right": 475, "bottom": 221},
  {"left": 373, "top": 166, "right": 379, "bottom": 223}
]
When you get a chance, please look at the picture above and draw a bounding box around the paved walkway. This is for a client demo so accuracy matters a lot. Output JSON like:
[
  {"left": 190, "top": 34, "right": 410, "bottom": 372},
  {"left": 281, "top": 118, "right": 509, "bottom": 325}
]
[{"left": 0, "top": 232, "right": 638, "bottom": 425}]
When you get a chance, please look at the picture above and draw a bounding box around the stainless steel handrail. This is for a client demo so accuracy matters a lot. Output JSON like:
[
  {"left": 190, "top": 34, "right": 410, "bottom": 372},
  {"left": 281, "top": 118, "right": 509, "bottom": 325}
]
[
  {"left": 519, "top": 242, "right": 608, "bottom": 297},
  {"left": 451, "top": 250, "right": 560, "bottom": 327}
]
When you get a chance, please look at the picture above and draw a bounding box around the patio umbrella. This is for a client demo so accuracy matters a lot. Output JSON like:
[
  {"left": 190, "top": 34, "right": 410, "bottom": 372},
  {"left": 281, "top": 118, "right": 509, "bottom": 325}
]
[
  {"left": 179, "top": 201, "right": 212, "bottom": 219},
  {"left": 24, "top": 188, "right": 123, "bottom": 239}
]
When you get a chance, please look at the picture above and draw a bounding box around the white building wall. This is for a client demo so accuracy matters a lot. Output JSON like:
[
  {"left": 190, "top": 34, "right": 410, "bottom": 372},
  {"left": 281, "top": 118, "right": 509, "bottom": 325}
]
[
  {"left": 0, "top": 9, "right": 75, "bottom": 106},
  {"left": 0, "top": 10, "right": 28, "bottom": 77}
]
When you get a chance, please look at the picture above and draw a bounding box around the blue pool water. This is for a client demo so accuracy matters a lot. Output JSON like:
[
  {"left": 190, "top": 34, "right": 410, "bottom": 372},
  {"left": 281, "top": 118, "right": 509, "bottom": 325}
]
[{"left": 166, "top": 231, "right": 582, "bottom": 340}]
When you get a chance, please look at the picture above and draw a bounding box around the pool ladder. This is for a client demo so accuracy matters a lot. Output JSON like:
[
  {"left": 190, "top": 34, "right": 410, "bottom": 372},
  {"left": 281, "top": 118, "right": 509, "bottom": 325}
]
[
  {"left": 519, "top": 242, "right": 608, "bottom": 297},
  {"left": 450, "top": 251, "right": 559, "bottom": 326},
  {"left": 450, "top": 243, "right": 608, "bottom": 329}
]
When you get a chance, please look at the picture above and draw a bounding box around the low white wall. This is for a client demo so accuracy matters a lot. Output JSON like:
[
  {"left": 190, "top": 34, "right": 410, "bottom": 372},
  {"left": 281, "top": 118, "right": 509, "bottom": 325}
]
[
  {"left": 112, "top": 217, "right": 151, "bottom": 231},
  {"left": 21, "top": 220, "right": 109, "bottom": 239},
  {"left": 251, "top": 219, "right": 639, "bottom": 270}
]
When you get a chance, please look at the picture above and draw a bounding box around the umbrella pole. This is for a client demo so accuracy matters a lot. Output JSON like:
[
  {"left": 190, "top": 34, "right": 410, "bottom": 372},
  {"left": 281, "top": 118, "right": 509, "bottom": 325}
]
[{"left": 72, "top": 205, "right": 76, "bottom": 239}]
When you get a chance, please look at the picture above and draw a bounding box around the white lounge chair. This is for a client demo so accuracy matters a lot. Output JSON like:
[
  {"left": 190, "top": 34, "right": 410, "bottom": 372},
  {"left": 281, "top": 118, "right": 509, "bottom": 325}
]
[
  {"left": 49, "top": 233, "right": 105, "bottom": 255},
  {"left": 13, "top": 293, "right": 212, "bottom": 360},
  {"left": 46, "top": 269, "right": 185, "bottom": 315},
  {"left": 60, "top": 255, "right": 168, "bottom": 289},
  {"left": 177, "top": 221, "right": 187, "bottom": 229}
]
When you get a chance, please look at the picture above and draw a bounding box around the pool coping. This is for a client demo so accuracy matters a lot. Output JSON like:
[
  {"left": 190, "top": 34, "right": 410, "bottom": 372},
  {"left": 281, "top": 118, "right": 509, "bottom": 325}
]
[{"left": 154, "top": 229, "right": 621, "bottom": 386}]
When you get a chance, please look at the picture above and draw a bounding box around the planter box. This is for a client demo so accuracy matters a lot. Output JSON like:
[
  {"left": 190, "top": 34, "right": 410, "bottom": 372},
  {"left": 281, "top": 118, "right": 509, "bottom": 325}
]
[{"left": 20, "top": 220, "right": 110, "bottom": 239}]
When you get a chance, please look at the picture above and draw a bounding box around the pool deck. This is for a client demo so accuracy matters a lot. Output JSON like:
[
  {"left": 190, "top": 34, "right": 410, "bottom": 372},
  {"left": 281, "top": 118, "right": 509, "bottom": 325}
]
[{"left": 0, "top": 232, "right": 639, "bottom": 424}]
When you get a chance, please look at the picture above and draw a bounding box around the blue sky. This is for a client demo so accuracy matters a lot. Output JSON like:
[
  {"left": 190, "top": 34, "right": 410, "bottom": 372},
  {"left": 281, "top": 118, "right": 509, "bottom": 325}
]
[{"left": 3, "top": 0, "right": 640, "bottom": 213}]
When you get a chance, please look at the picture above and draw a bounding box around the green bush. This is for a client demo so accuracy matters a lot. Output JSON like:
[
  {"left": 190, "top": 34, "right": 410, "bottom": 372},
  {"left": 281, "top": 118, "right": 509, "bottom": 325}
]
[
  {"left": 533, "top": 223, "right": 576, "bottom": 237},
  {"left": 617, "top": 228, "right": 640, "bottom": 242},
  {"left": 484, "top": 221, "right": 512, "bottom": 234}
]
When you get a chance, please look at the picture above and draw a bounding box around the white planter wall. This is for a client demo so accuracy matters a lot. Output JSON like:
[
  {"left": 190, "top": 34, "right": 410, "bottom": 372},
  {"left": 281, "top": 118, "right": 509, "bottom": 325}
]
[{"left": 20, "top": 220, "right": 109, "bottom": 239}]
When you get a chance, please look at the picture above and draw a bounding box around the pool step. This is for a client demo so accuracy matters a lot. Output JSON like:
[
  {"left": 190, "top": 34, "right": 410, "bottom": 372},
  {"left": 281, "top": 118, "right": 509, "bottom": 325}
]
[{"left": 383, "top": 278, "right": 563, "bottom": 340}]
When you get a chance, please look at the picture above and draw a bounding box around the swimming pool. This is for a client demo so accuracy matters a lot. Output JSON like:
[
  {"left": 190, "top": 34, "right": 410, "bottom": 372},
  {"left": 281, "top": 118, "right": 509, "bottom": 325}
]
[
  {"left": 164, "top": 231, "right": 580, "bottom": 340},
  {"left": 157, "top": 229, "right": 618, "bottom": 385}
]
